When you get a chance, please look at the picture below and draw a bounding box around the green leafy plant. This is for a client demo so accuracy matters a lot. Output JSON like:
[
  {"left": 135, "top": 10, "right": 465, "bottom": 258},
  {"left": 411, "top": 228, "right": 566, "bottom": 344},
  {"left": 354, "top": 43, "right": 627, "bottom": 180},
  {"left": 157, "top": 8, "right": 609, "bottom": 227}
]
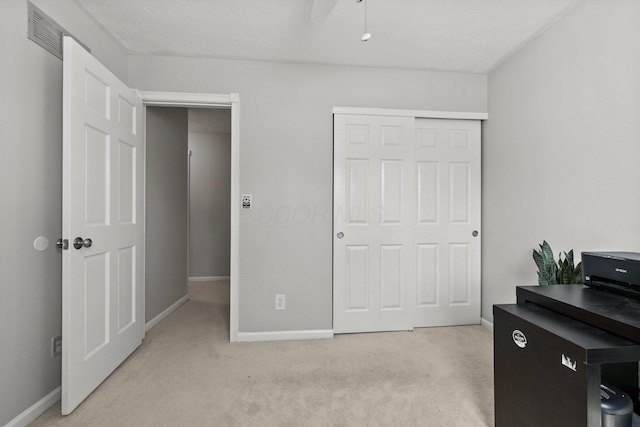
[{"left": 533, "top": 241, "right": 582, "bottom": 285}]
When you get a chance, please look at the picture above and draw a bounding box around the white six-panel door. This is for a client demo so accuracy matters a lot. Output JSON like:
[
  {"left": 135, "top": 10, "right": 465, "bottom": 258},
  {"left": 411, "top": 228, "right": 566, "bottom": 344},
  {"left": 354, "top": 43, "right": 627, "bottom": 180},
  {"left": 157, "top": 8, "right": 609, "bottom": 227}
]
[
  {"left": 333, "top": 114, "right": 481, "bottom": 333},
  {"left": 333, "top": 114, "right": 416, "bottom": 333},
  {"left": 62, "top": 37, "right": 144, "bottom": 414},
  {"left": 413, "top": 118, "right": 481, "bottom": 327}
]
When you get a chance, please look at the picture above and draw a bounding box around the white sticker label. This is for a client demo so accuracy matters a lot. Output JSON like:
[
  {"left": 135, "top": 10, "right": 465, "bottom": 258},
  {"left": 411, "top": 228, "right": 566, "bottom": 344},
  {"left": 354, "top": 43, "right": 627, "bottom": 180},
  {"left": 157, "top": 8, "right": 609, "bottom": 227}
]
[
  {"left": 512, "top": 330, "right": 527, "bottom": 348},
  {"left": 241, "top": 194, "right": 252, "bottom": 210},
  {"left": 562, "top": 354, "right": 577, "bottom": 372}
]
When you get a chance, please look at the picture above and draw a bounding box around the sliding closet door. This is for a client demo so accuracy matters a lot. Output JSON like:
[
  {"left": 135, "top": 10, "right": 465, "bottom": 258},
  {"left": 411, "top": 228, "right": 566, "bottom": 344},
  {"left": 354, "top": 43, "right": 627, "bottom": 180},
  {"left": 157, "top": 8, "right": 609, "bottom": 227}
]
[
  {"left": 333, "top": 114, "right": 416, "bottom": 333},
  {"left": 413, "top": 118, "right": 481, "bottom": 327},
  {"left": 333, "top": 113, "right": 481, "bottom": 334}
]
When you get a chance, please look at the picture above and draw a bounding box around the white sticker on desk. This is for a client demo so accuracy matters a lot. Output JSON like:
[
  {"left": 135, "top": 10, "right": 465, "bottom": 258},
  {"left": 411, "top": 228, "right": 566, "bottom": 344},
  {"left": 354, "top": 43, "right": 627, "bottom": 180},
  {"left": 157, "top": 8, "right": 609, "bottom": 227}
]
[
  {"left": 562, "top": 354, "right": 577, "bottom": 372},
  {"left": 512, "top": 330, "right": 527, "bottom": 348}
]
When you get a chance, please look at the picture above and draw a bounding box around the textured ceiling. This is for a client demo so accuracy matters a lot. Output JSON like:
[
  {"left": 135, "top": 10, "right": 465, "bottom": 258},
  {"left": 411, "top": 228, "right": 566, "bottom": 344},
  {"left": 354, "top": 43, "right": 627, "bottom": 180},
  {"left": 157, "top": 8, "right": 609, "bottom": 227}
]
[{"left": 74, "top": 0, "right": 585, "bottom": 74}]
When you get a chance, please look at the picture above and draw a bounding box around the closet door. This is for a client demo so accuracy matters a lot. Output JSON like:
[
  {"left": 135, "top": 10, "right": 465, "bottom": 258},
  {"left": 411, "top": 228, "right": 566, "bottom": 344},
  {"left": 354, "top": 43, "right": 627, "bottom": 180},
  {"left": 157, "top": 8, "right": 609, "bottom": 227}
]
[
  {"left": 413, "top": 118, "right": 481, "bottom": 327},
  {"left": 333, "top": 113, "right": 481, "bottom": 334},
  {"left": 333, "top": 114, "right": 416, "bottom": 333}
]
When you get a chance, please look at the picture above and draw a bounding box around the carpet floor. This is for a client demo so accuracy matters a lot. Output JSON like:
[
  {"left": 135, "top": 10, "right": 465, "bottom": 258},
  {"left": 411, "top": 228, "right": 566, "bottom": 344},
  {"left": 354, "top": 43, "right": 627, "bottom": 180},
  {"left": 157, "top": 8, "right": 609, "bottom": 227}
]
[{"left": 30, "top": 282, "right": 494, "bottom": 426}]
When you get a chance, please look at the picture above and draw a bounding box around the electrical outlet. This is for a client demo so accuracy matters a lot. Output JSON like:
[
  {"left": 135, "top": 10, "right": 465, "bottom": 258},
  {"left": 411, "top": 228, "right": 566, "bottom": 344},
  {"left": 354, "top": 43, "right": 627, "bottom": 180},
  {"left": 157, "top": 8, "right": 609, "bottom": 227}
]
[
  {"left": 51, "top": 335, "right": 62, "bottom": 357},
  {"left": 275, "top": 294, "right": 286, "bottom": 311}
]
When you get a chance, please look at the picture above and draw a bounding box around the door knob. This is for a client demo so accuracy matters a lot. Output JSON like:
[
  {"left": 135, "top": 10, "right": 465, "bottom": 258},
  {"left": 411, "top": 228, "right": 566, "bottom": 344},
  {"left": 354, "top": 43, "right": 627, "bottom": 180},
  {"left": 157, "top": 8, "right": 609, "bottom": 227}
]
[
  {"left": 73, "top": 237, "right": 93, "bottom": 249},
  {"left": 472, "top": 230, "right": 479, "bottom": 237},
  {"left": 337, "top": 232, "right": 344, "bottom": 239}
]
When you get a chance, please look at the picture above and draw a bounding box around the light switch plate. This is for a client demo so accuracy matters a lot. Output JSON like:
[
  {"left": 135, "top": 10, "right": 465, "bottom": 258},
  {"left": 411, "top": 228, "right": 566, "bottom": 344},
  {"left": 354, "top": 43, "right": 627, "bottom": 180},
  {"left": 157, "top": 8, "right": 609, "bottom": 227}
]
[{"left": 241, "top": 194, "right": 252, "bottom": 210}]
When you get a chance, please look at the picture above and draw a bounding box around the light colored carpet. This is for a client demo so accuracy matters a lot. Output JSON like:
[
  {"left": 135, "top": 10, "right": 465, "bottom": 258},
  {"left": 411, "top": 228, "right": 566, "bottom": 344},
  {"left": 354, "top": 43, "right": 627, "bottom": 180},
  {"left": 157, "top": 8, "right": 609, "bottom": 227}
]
[
  {"left": 31, "top": 282, "right": 494, "bottom": 426},
  {"left": 188, "top": 280, "right": 230, "bottom": 304}
]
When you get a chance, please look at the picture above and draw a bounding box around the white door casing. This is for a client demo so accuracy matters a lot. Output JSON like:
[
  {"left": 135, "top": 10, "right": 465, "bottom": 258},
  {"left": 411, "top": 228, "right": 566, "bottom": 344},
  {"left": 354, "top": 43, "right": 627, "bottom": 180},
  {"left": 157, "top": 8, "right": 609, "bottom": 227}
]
[
  {"left": 333, "top": 114, "right": 416, "bottom": 333},
  {"left": 137, "top": 91, "right": 241, "bottom": 343},
  {"left": 62, "top": 37, "right": 144, "bottom": 414},
  {"left": 413, "top": 118, "right": 481, "bottom": 327},
  {"left": 333, "top": 111, "right": 482, "bottom": 333}
]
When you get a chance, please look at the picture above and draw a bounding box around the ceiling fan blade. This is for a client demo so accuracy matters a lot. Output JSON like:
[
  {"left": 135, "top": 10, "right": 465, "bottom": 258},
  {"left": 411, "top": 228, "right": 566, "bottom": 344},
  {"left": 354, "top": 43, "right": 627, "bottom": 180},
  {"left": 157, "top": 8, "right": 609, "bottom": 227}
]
[{"left": 309, "top": 0, "right": 338, "bottom": 23}]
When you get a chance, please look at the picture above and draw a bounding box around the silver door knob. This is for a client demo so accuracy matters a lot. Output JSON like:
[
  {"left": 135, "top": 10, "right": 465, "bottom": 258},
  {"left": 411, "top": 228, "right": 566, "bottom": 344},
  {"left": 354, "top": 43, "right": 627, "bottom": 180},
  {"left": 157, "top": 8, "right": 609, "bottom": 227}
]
[
  {"left": 73, "top": 237, "right": 93, "bottom": 249},
  {"left": 337, "top": 232, "right": 344, "bottom": 239},
  {"left": 472, "top": 230, "right": 479, "bottom": 237}
]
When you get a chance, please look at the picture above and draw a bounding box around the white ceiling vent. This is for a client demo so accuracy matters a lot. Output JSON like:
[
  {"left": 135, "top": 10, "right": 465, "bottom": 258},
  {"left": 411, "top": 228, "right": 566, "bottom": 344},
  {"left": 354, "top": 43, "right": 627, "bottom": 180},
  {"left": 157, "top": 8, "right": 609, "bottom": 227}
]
[{"left": 28, "top": 2, "right": 90, "bottom": 60}]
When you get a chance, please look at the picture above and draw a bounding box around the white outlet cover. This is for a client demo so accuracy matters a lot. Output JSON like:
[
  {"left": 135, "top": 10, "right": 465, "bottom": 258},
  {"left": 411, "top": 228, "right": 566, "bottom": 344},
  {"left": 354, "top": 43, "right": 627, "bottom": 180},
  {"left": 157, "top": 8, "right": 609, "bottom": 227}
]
[{"left": 275, "top": 294, "right": 285, "bottom": 310}]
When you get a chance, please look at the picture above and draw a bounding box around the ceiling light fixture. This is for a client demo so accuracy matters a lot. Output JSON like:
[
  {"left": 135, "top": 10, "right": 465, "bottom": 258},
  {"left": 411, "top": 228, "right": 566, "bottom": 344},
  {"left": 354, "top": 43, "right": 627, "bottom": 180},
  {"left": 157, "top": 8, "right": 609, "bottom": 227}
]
[{"left": 357, "top": 0, "right": 371, "bottom": 42}]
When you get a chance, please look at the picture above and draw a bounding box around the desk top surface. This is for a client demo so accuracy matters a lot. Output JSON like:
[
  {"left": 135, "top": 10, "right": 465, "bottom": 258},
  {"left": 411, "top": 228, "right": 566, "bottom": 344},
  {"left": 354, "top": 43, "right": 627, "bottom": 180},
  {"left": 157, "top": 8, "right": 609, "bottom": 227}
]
[{"left": 517, "top": 285, "right": 640, "bottom": 342}]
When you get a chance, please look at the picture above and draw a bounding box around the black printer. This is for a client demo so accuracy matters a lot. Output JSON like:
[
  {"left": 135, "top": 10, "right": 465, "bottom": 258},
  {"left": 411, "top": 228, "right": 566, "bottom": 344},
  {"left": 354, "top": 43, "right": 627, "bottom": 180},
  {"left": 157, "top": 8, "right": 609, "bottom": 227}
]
[{"left": 583, "top": 251, "right": 640, "bottom": 300}]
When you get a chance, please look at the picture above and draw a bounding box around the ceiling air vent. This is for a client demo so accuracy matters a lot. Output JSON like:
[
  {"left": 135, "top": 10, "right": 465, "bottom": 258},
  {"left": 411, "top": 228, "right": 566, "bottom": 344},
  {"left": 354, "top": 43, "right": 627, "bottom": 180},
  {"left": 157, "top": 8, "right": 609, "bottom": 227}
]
[{"left": 27, "top": 2, "right": 90, "bottom": 60}]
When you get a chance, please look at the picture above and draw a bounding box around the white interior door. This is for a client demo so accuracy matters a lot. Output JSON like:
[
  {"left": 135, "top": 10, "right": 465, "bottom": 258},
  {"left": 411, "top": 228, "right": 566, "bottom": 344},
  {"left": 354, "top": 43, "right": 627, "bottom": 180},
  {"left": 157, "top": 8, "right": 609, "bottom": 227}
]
[
  {"left": 62, "top": 36, "right": 144, "bottom": 414},
  {"left": 333, "top": 114, "right": 416, "bottom": 333},
  {"left": 413, "top": 118, "right": 481, "bottom": 327}
]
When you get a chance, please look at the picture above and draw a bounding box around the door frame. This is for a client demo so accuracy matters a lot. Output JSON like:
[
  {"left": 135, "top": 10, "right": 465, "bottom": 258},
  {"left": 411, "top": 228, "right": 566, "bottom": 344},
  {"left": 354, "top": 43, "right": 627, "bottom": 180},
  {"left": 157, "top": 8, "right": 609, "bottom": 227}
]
[
  {"left": 139, "top": 91, "right": 240, "bottom": 342},
  {"left": 333, "top": 107, "right": 488, "bottom": 120}
]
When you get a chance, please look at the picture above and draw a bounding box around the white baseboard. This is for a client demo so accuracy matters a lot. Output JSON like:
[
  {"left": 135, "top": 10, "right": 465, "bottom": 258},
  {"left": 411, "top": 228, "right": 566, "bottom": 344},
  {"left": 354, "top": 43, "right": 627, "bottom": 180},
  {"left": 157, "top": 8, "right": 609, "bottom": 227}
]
[
  {"left": 237, "top": 329, "right": 334, "bottom": 342},
  {"left": 4, "top": 386, "right": 60, "bottom": 427},
  {"left": 145, "top": 295, "right": 189, "bottom": 332},
  {"left": 481, "top": 317, "right": 493, "bottom": 332},
  {"left": 188, "top": 276, "right": 230, "bottom": 282}
]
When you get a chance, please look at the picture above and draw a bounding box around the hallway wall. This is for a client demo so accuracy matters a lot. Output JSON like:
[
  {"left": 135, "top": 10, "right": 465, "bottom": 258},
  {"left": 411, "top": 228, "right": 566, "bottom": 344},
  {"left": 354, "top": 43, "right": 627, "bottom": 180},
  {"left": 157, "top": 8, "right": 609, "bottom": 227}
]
[
  {"left": 188, "top": 109, "right": 231, "bottom": 278},
  {"left": 145, "top": 107, "right": 189, "bottom": 322}
]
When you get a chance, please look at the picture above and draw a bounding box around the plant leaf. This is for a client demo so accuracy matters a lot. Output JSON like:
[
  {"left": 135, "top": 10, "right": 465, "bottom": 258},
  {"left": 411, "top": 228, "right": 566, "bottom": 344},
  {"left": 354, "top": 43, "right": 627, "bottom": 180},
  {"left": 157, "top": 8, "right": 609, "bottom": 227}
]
[
  {"left": 541, "top": 241, "right": 554, "bottom": 259},
  {"left": 565, "top": 250, "right": 574, "bottom": 267},
  {"left": 562, "top": 266, "right": 573, "bottom": 284},
  {"left": 538, "top": 271, "right": 551, "bottom": 285},
  {"left": 574, "top": 262, "right": 583, "bottom": 284},
  {"left": 533, "top": 249, "right": 545, "bottom": 271}
]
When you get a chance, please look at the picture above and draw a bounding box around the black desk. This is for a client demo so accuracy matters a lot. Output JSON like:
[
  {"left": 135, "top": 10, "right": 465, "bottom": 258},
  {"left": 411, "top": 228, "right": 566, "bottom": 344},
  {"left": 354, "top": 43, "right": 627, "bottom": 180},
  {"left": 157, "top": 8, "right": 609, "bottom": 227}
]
[{"left": 494, "top": 285, "right": 640, "bottom": 427}]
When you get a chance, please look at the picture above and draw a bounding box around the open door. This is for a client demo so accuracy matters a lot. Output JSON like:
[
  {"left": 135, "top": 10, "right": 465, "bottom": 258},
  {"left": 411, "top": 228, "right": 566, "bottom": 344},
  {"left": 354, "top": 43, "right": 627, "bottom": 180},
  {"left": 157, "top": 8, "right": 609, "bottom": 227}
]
[{"left": 61, "top": 36, "right": 144, "bottom": 414}]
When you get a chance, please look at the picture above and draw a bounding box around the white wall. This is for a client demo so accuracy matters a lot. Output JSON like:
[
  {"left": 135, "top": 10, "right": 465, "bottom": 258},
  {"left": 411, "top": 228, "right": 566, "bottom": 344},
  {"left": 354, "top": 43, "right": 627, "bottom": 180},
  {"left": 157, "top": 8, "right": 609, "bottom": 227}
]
[
  {"left": 188, "top": 126, "right": 231, "bottom": 279},
  {"left": 483, "top": 0, "right": 640, "bottom": 322},
  {"left": 0, "top": 0, "right": 129, "bottom": 424},
  {"left": 129, "top": 56, "right": 487, "bottom": 333}
]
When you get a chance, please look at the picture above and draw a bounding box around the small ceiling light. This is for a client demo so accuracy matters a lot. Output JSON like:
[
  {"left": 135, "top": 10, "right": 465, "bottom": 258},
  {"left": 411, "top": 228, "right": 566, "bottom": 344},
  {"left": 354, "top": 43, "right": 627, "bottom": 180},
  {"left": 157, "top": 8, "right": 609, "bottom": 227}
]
[{"left": 357, "top": 0, "right": 371, "bottom": 42}]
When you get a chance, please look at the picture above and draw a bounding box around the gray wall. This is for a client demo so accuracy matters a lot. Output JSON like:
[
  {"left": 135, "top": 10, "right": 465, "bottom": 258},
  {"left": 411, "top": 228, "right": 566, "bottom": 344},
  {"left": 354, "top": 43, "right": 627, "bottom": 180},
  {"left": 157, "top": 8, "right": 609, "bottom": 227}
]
[
  {"left": 0, "top": 0, "right": 129, "bottom": 424},
  {"left": 145, "top": 107, "right": 189, "bottom": 322},
  {"left": 129, "top": 56, "right": 488, "bottom": 332},
  {"left": 482, "top": 0, "right": 640, "bottom": 322},
  {"left": 188, "top": 129, "right": 231, "bottom": 278}
]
